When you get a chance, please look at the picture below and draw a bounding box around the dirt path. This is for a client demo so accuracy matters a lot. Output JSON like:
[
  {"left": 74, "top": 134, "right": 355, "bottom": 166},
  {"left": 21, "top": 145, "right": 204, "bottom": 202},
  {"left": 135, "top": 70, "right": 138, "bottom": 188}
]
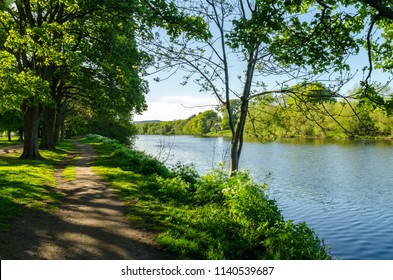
[
  {"left": 0, "top": 142, "right": 167, "bottom": 259},
  {"left": 0, "top": 144, "right": 23, "bottom": 154}
]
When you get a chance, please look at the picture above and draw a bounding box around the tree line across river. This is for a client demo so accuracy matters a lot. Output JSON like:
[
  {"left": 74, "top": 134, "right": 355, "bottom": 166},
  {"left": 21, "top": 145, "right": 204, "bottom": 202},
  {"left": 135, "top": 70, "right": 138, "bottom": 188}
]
[{"left": 137, "top": 83, "right": 393, "bottom": 141}]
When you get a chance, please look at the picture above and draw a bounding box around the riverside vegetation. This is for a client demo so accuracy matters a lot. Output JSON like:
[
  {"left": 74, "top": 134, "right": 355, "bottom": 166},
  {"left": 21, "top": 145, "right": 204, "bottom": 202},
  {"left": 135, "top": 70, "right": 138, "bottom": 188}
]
[
  {"left": 82, "top": 134, "right": 331, "bottom": 259},
  {"left": 136, "top": 84, "right": 393, "bottom": 141},
  {"left": 0, "top": 134, "right": 330, "bottom": 259}
]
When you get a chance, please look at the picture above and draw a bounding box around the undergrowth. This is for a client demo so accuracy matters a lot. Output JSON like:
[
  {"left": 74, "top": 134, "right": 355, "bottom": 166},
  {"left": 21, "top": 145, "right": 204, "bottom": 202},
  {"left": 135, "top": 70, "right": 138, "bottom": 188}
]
[{"left": 83, "top": 134, "right": 331, "bottom": 260}]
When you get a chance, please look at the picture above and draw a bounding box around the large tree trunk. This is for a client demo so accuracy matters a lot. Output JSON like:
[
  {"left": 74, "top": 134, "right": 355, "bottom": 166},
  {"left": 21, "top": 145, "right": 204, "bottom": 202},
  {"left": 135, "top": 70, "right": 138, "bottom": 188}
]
[
  {"left": 20, "top": 102, "right": 43, "bottom": 160},
  {"left": 7, "top": 130, "right": 11, "bottom": 142},
  {"left": 40, "top": 105, "right": 56, "bottom": 150}
]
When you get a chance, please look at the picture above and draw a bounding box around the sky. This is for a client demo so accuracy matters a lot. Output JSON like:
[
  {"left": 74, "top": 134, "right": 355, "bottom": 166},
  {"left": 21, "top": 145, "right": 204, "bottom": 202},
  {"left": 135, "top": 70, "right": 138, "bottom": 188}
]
[
  {"left": 133, "top": 56, "right": 391, "bottom": 122},
  {"left": 133, "top": 72, "right": 219, "bottom": 122},
  {"left": 133, "top": 15, "right": 392, "bottom": 123}
]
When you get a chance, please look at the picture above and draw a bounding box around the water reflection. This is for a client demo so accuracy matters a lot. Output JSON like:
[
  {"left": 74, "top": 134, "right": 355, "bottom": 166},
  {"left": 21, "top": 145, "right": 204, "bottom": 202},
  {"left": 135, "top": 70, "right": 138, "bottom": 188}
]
[{"left": 134, "top": 135, "right": 393, "bottom": 259}]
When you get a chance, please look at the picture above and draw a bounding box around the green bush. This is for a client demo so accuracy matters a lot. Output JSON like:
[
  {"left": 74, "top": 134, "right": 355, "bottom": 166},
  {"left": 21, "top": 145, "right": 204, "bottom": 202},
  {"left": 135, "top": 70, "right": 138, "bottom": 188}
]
[
  {"left": 158, "top": 168, "right": 331, "bottom": 260},
  {"left": 169, "top": 162, "right": 199, "bottom": 186}
]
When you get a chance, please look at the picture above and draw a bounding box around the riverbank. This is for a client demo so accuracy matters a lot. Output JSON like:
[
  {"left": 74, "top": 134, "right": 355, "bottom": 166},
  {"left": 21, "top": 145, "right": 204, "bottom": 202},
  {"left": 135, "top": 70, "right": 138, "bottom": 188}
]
[
  {"left": 82, "top": 134, "right": 331, "bottom": 259},
  {"left": 140, "top": 129, "right": 393, "bottom": 142},
  {"left": 0, "top": 135, "right": 331, "bottom": 259}
]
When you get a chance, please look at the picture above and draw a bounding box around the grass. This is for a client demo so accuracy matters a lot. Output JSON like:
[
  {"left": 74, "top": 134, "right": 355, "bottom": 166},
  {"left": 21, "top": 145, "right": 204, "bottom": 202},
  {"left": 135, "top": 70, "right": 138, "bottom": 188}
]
[
  {"left": 82, "top": 134, "right": 331, "bottom": 260},
  {"left": 0, "top": 140, "right": 75, "bottom": 231},
  {"left": 62, "top": 154, "right": 79, "bottom": 181},
  {"left": 0, "top": 137, "right": 20, "bottom": 148}
]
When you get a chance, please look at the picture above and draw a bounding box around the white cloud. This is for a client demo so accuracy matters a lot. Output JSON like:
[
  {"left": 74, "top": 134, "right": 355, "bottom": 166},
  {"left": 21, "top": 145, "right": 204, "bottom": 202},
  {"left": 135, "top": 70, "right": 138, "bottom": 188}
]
[{"left": 134, "top": 95, "right": 218, "bottom": 122}]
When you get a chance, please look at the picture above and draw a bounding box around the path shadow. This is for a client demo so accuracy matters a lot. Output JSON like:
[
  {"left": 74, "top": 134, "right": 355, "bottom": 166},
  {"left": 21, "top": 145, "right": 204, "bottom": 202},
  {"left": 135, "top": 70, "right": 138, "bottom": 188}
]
[
  {"left": 0, "top": 142, "right": 171, "bottom": 260},
  {"left": 0, "top": 206, "right": 166, "bottom": 260}
]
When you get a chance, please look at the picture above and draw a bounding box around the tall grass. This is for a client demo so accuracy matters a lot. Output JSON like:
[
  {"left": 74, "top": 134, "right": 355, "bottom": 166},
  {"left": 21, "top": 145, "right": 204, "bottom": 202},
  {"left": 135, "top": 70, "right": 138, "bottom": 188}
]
[{"left": 84, "top": 134, "right": 331, "bottom": 260}]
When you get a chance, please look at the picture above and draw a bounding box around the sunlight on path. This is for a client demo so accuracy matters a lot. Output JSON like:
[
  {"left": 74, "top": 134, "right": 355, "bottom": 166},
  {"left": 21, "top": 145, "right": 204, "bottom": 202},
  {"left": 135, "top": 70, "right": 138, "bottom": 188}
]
[{"left": 1, "top": 143, "right": 165, "bottom": 260}]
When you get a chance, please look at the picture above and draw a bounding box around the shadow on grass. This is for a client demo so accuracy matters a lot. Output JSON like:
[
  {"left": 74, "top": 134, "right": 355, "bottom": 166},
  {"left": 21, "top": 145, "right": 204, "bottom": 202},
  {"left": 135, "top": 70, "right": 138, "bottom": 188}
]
[{"left": 0, "top": 152, "right": 169, "bottom": 259}]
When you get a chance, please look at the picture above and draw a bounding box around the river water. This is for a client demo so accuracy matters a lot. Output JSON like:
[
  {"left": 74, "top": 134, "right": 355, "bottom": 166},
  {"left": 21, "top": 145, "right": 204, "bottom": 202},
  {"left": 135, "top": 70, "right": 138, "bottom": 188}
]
[{"left": 134, "top": 135, "right": 393, "bottom": 260}]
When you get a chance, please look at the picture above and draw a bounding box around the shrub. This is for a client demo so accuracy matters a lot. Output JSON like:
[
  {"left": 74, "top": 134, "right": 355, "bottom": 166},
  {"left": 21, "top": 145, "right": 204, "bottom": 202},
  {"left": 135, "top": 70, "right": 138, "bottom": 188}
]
[
  {"left": 87, "top": 134, "right": 168, "bottom": 176},
  {"left": 158, "top": 168, "right": 331, "bottom": 260},
  {"left": 169, "top": 162, "right": 199, "bottom": 186}
]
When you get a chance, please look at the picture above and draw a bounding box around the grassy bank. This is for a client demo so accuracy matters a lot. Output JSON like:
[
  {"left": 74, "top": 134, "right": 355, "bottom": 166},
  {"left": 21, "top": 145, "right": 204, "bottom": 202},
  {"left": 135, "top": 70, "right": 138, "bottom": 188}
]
[
  {"left": 83, "top": 134, "right": 331, "bottom": 260},
  {"left": 0, "top": 141, "right": 75, "bottom": 231}
]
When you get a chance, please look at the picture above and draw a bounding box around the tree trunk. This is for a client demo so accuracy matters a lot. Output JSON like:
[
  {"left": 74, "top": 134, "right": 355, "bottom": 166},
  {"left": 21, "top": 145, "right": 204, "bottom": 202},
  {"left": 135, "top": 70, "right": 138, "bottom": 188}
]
[
  {"left": 229, "top": 141, "right": 240, "bottom": 176},
  {"left": 54, "top": 102, "right": 66, "bottom": 144},
  {"left": 7, "top": 130, "right": 11, "bottom": 142},
  {"left": 18, "top": 127, "right": 24, "bottom": 142},
  {"left": 229, "top": 106, "right": 247, "bottom": 177},
  {"left": 228, "top": 52, "right": 255, "bottom": 177},
  {"left": 40, "top": 105, "right": 56, "bottom": 150},
  {"left": 60, "top": 119, "right": 65, "bottom": 141},
  {"left": 20, "top": 102, "right": 43, "bottom": 160}
]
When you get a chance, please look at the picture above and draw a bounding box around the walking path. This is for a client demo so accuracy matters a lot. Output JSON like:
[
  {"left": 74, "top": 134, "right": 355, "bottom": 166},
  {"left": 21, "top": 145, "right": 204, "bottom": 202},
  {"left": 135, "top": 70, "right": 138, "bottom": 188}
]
[
  {"left": 0, "top": 144, "right": 23, "bottom": 154},
  {"left": 0, "top": 142, "right": 166, "bottom": 259}
]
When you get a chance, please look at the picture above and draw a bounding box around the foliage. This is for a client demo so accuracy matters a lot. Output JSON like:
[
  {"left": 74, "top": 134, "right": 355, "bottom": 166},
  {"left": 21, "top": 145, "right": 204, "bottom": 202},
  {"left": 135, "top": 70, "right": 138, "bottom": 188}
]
[
  {"left": 85, "top": 134, "right": 331, "bottom": 260},
  {"left": 0, "top": 0, "right": 209, "bottom": 157},
  {"left": 159, "top": 168, "right": 330, "bottom": 259},
  {"left": 136, "top": 110, "right": 221, "bottom": 135},
  {"left": 138, "top": 83, "right": 393, "bottom": 140},
  {"left": 84, "top": 134, "right": 168, "bottom": 177},
  {"left": 245, "top": 83, "right": 393, "bottom": 140},
  {"left": 143, "top": 0, "right": 367, "bottom": 176}
]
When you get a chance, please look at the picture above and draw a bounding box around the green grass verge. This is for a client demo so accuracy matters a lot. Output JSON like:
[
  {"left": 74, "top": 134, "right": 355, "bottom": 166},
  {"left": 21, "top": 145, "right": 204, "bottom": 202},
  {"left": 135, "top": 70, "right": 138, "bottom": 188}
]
[
  {"left": 0, "top": 140, "right": 75, "bottom": 231},
  {"left": 82, "top": 134, "right": 331, "bottom": 260}
]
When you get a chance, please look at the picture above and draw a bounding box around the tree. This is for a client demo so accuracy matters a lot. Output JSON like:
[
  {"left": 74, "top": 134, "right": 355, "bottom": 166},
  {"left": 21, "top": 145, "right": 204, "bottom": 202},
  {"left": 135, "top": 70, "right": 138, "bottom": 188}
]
[
  {"left": 145, "top": 0, "right": 358, "bottom": 176},
  {"left": 220, "top": 99, "right": 240, "bottom": 130},
  {"left": 0, "top": 0, "right": 208, "bottom": 159},
  {"left": 183, "top": 110, "right": 220, "bottom": 135}
]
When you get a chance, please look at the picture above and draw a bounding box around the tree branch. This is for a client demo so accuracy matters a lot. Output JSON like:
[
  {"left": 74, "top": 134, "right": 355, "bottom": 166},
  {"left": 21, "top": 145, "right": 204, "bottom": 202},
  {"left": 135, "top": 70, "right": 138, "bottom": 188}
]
[{"left": 362, "top": 0, "right": 393, "bottom": 20}]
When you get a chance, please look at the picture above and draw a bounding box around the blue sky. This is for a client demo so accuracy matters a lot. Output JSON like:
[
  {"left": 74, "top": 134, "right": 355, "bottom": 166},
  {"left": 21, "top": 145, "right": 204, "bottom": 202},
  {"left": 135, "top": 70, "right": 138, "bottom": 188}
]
[{"left": 134, "top": 34, "right": 392, "bottom": 122}]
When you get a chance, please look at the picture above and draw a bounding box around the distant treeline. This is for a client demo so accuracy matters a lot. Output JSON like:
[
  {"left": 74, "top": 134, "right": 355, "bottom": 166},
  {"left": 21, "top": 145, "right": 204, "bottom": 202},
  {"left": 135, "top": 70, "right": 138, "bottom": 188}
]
[
  {"left": 137, "top": 84, "right": 393, "bottom": 140},
  {"left": 136, "top": 110, "right": 222, "bottom": 135}
]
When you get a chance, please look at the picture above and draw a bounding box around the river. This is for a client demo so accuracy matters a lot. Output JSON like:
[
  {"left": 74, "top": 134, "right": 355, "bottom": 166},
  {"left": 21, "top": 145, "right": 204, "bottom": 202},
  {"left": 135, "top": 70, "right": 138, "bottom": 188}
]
[{"left": 134, "top": 135, "right": 393, "bottom": 260}]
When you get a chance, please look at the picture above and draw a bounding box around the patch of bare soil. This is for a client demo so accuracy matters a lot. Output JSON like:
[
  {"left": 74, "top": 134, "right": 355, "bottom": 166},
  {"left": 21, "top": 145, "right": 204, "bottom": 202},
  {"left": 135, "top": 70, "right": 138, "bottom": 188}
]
[{"left": 0, "top": 143, "right": 167, "bottom": 259}]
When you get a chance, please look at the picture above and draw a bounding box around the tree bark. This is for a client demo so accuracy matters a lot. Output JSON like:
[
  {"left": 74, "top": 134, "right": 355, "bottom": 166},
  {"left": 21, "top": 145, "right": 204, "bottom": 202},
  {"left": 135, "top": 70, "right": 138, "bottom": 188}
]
[
  {"left": 20, "top": 102, "right": 43, "bottom": 160},
  {"left": 18, "top": 127, "right": 24, "bottom": 142},
  {"left": 54, "top": 102, "right": 66, "bottom": 144},
  {"left": 40, "top": 105, "right": 56, "bottom": 150},
  {"left": 228, "top": 51, "right": 255, "bottom": 177}
]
